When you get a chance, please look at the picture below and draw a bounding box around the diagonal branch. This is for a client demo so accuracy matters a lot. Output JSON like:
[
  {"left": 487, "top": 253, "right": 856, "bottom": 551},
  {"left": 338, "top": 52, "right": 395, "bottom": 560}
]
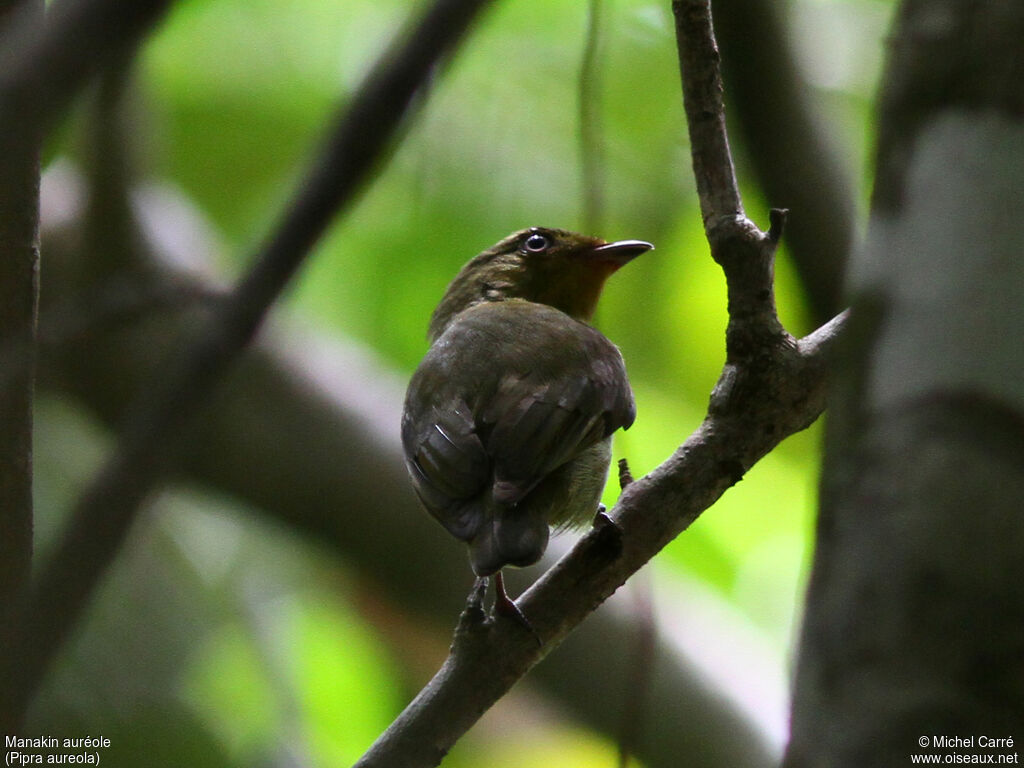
[
  {"left": 352, "top": 1, "right": 848, "bottom": 766},
  {"left": 0, "top": 0, "right": 494, "bottom": 726}
]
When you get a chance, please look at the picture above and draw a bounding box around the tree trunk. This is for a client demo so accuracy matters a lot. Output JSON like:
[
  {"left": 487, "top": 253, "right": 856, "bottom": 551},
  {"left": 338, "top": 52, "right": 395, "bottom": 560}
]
[
  {"left": 0, "top": 0, "right": 42, "bottom": 656},
  {"left": 785, "top": 0, "right": 1024, "bottom": 764}
]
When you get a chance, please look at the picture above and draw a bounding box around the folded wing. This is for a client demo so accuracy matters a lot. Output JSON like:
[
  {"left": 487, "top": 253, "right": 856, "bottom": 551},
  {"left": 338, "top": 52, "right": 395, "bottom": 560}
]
[{"left": 401, "top": 299, "right": 635, "bottom": 542}]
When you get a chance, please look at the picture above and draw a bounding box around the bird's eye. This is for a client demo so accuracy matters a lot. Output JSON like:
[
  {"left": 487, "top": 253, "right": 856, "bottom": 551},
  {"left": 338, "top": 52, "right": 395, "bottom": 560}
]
[{"left": 523, "top": 233, "right": 550, "bottom": 253}]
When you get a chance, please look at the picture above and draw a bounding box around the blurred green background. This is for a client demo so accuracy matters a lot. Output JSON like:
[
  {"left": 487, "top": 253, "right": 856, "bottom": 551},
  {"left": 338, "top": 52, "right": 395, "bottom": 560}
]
[{"left": 30, "top": 0, "right": 891, "bottom": 764}]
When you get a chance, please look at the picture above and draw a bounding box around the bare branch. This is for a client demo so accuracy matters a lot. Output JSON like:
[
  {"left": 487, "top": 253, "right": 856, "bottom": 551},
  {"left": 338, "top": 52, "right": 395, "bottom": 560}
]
[
  {"left": 0, "top": 0, "right": 42, "bottom": 648},
  {"left": 796, "top": 307, "right": 849, "bottom": 362},
  {"left": 713, "top": 0, "right": 857, "bottom": 322},
  {"left": 579, "top": 0, "right": 606, "bottom": 233},
  {"left": 673, "top": 0, "right": 742, "bottom": 222},
  {"left": 0, "top": 0, "right": 493, "bottom": 724},
  {"left": 0, "top": 1, "right": 178, "bottom": 722},
  {"left": 0, "top": 0, "right": 176, "bottom": 144},
  {"left": 352, "top": 1, "right": 848, "bottom": 765}
]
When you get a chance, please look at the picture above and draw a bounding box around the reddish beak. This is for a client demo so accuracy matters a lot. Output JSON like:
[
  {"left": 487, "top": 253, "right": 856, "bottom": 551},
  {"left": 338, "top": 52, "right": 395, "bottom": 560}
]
[{"left": 592, "top": 239, "right": 654, "bottom": 267}]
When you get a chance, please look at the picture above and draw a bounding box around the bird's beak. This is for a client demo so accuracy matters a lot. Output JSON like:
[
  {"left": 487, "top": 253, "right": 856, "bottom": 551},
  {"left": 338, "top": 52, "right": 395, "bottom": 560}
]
[{"left": 592, "top": 239, "right": 654, "bottom": 267}]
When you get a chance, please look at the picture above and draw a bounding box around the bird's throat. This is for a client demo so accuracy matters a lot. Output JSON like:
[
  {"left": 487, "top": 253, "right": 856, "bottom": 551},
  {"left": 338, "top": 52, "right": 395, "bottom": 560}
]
[{"left": 527, "top": 260, "right": 617, "bottom": 323}]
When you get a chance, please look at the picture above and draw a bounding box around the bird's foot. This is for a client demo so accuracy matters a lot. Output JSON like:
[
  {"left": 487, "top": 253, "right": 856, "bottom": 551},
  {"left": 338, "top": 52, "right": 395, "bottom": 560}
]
[
  {"left": 591, "top": 506, "right": 624, "bottom": 560},
  {"left": 457, "top": 577, "right": 491, "bottom": 637},
  {"left": 494, "top": 571, "right": 542, "bottom": 648},
  {"left": 467, "top": 576, "right": 489, "bottom": 613}
]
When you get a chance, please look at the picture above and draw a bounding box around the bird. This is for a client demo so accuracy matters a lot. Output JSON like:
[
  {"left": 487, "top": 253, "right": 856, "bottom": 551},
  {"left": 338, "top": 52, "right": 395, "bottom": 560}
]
[{"left": 401, "top": 226, "right": 651, "bottom": 617}]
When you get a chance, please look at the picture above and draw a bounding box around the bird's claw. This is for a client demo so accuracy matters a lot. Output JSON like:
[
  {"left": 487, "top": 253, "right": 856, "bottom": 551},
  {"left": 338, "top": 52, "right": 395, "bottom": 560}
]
[
  {"left": 468, "top": 576, "right": 488, "bottom": 611},
  {"left": 457, "top": 577, "right": 491, "bottom": 636},
  {"left": 494, "top": 572, "right": 543, "bottom": 648},
  {"left": 591, "top": 507, "right": 623, "bottom": 559}
]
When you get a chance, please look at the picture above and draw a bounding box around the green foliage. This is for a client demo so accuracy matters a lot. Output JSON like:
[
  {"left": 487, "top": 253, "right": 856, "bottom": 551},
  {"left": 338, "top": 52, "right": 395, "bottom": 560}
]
[
  {"left": 182, "top": 597, "right": 401, "bottom": 766},
  {"left": 446, "top": 725, "right": 630, "bottom": 768},
  {"left": 181, "top": 626, "right": 277, "bottom": 761},
  {"left": 34, "top": 397, "right": 404, "bottom": 767}
]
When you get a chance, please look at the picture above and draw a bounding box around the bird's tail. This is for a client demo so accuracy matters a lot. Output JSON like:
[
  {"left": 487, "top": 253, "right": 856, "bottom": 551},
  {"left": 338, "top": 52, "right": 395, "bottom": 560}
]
[{"left": 468, "top": 492, "right": 549, "bottom": 577}]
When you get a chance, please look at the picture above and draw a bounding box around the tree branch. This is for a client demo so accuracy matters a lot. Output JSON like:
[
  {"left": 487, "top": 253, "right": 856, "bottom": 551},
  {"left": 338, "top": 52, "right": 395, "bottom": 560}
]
[
  {"left": 713, "top": 0, "right": 857, "bottom": 322},
  {"left": 578, "top": 0, "right": 606, "bottom": 233},
  {"left": 352, "top": 1, "right": 847, "bottom": 765},
  {"left": 0, "top": 0, "right": 176, "bottom": 144},
  {"left": 0, "top": 0, "right": 42, "bottom": 649},
  {"left": 0, "top": 0, "right": 180, "bottom": 726},
  {"left": 673, "top": 0, "right": 742, "bottom": 222},
  {"left": 0, "top": 0, "right": 493, "bottom": 725}
]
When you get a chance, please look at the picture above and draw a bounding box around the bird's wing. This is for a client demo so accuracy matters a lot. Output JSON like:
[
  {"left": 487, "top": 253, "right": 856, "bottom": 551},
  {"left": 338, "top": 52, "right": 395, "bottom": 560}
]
[
  {"left": 481, "top": 316, "right": 635, "bottom": 505},
  {"left": 402, "top": 300, "right": 634, "bottom": 535},
  {"left": 401, "top": 388, "right": 490, "bottom": 541}
]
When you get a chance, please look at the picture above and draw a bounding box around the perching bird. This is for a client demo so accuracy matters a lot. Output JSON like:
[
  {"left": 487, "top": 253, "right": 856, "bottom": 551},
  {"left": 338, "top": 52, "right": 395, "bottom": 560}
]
[{"left": 401, "top": 227, "right": 651, "bottom": 612}]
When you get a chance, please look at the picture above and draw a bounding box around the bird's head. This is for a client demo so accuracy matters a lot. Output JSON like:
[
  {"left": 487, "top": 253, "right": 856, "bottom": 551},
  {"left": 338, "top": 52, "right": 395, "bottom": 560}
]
[{"left": 429, "top": 227, "right": 652, "bottom": 340}]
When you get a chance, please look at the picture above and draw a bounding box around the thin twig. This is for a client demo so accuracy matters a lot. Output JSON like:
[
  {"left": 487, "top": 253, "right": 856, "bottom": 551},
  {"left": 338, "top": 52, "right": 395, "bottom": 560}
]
[
  {"left": 579, "top": 0, "right": 606, "bottom": 233},
  {"left": 618, "top": 456, "right": 634, "bottom": 488},
  {"left": 672, "top": 0, "right": 742, "bottom": 222},
  {"left": 352, "top": 1, "right": 847, "bottom": 765},
  {"left": 713, "top": 0, "right": 856, "bottom": 322},
  {"left": 0, "top": 0, "right": 493, "bottom": 725}
]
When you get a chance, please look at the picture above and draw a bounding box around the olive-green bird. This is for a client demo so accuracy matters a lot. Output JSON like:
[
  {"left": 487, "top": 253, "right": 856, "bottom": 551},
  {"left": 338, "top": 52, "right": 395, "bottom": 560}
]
[{"left": 401, "top": 227, "right": 651, "bottom": 609}]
